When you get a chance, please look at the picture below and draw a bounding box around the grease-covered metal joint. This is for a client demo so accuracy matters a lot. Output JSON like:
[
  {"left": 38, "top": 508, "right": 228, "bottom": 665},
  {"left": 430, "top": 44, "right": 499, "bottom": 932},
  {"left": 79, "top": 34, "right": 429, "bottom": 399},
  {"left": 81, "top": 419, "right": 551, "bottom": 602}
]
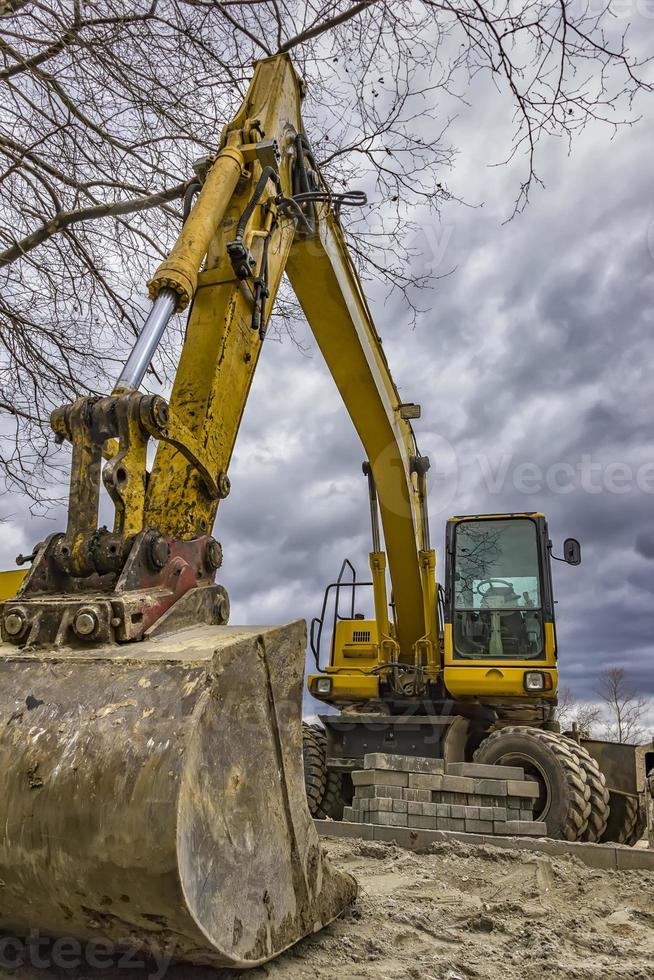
[
  {"left": 73, "top": 607, "right": 99, "bottom": 638},
  {"left": 148, "top": 532, "right": 171, "bottom": 571},
  {"left": 4, "top": 610, "right": 25, "bottom": 637},
  {"left": 217, "top": 472, "right": 231, "bottom": 499},
  {"left": 149, "top": 395, "right": 170, "bottom": 429},
  {"left": 213, "top": 589, "right": 230, "bottom": 625},
  {"left": 205, "top": 539, "right": 223, "bottom": 572}
]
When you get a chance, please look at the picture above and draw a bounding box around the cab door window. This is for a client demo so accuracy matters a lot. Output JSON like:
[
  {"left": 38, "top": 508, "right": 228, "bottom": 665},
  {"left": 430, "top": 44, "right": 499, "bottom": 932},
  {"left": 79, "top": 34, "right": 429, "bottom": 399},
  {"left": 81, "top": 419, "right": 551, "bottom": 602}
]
[{"left": 453, "top": 519, "right": 544, "bottom": 660}]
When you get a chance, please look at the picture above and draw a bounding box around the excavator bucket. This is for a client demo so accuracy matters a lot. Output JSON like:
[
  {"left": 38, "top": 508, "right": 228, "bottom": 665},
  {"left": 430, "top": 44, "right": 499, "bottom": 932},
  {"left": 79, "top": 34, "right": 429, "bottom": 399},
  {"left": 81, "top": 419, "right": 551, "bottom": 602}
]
[{"left": 0, "top": 619, "right": 356, "bottom": 968}]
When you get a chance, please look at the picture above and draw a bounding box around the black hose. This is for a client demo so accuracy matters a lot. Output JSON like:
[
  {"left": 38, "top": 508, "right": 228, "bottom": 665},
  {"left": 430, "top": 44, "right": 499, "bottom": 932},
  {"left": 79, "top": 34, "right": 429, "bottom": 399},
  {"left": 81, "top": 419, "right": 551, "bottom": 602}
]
[
  {"left": 183, "top": 181, "right": 202, "bottom": 222},
  {"left": 234, "top": 166, "right": 281, "bottom": 243}
]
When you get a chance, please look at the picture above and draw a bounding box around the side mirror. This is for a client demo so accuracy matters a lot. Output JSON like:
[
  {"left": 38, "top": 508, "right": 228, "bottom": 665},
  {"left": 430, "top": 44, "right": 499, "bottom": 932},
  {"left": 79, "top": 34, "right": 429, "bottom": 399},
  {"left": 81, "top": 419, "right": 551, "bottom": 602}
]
[{"left": 563, "top": 538, "right": 581, "bottom": 565}]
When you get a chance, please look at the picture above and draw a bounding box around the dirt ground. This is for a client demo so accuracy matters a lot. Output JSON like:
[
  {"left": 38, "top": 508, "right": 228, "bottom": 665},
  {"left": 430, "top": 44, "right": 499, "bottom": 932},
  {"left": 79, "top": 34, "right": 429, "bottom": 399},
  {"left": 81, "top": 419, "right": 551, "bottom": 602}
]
[{"left": 1, "top": 835, "right": 653, "bottom": 980}]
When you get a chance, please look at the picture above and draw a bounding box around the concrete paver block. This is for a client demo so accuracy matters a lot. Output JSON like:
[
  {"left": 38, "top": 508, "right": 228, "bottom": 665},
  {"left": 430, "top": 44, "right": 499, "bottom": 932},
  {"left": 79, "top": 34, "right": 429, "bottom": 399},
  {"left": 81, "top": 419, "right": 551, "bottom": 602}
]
[
  {"left": 473, "top": 778, "right": 508, "bottom": 796},
  {"left": 353, "top": 769, "right": 409, "bottom": 788},
  {"left": 364, "top": 753, "right": 444, "bottom": 774},
  {"left": 465, "top": 819, "right": 494, "bottom": 834},
  {"left": 314, "top": 820, "right": 654, "bottom": 873},
  {"left": 368, "top": 797, "right": 393, "bottom": 812},
  {"left": 441, "top": 775, "right": 476, "bottom": 794},
  {"left": 408, "top": 815, "right": 437, "bottom": 830},
  {"left": 447, "top": 762, "right": 525, "bottom": 780},
  {"left": 403, "top": 788, "right": 431, "bottom": 803},
  {"left": 408, "top": 772, "right": 443, "bottom": 791},
  {"left": 376, "top": 811, "right": 409, "bottom": 827},
  {"left": 503, "top": 820, "right": 547, "bottom": 836},
  {"left": 507, "top": 779, "right": 540, "bottom": 798}
]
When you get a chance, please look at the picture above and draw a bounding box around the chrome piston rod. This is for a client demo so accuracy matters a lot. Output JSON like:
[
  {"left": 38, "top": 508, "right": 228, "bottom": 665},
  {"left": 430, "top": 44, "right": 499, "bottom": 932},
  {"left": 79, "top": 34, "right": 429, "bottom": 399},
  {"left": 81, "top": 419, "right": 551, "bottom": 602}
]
[{"left": 114, "top": 287, "right": 178, "bottom": 392}]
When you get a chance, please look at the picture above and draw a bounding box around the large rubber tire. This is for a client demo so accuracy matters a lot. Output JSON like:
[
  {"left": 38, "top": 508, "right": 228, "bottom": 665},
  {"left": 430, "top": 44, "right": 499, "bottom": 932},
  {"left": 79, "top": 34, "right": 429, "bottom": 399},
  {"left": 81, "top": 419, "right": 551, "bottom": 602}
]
[
  {"left": 308, "top": 725, "right": 347, "bottom": 820},
  {"left": 562, "top": 740, "right": 610, "bottom": 842},
  {"left": 302, "top": 722, "right": 327, "bottom": 816},
  {"left": 601, "top": 793, "right": 647, "bottom": 847},
  {"left": 474, "top": 726, "right": 591, "bottom": 841},
  {"left": 315, "top": 769, "right": 346, "bottom": 821},
  {"left": 623, "top": 797, "right": 648, "bottom": 847}
]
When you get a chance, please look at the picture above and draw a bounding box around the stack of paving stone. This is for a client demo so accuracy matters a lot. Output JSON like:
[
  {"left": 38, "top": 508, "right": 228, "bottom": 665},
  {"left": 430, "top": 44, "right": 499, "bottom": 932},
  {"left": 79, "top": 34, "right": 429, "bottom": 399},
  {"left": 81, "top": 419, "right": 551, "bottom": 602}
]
[{"left": 343, "top": 753, "right": 546, "bottom": 837}]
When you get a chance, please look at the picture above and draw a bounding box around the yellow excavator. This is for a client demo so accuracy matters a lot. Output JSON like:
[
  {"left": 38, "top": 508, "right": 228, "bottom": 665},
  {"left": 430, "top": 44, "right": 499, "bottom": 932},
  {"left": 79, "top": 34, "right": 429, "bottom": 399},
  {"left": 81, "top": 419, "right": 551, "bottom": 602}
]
[{"left": 0, "top": 51, "right": 651, "bottom": 971}]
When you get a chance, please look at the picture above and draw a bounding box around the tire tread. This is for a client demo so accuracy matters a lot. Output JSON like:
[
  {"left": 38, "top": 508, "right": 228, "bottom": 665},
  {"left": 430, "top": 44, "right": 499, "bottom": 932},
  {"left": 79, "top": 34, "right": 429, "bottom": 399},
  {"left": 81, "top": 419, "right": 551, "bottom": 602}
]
[{"left": 474, "top": 726, "right": 591, "bottom": 841}]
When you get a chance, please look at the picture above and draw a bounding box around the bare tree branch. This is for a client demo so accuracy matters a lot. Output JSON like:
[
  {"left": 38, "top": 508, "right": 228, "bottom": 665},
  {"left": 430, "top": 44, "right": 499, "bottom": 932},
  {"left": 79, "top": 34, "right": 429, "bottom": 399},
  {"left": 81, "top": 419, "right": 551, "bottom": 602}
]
[
  {"left": 595, "top": 667, "right": 650, "bottom": 744},
  {"left": 0, "top": 179, "right": 191, "bottom": 267}
]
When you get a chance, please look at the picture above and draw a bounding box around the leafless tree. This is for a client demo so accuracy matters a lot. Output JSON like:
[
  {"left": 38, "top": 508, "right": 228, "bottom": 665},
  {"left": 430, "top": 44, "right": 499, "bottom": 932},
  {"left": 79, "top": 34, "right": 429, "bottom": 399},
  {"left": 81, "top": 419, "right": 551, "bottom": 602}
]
[
  {"left": 554, "top": 685, "right": 602, "bottom": 738},
  {"left": 595, "top": 667, "right": 650, "bottom": 744},
  {"left": 0, "top": 1, "right": 650, "bottom": 501}
]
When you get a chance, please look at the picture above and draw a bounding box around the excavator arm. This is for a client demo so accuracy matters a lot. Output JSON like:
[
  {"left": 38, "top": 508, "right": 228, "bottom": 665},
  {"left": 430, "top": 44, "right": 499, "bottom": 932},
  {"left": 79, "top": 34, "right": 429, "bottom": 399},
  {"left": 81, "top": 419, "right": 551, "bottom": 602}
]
[
  {"left": 94, "top": 51, "right": 435, "bottom": 670},
  {"left": 138, "top": 51, "right": 439, "bottom": 672}
]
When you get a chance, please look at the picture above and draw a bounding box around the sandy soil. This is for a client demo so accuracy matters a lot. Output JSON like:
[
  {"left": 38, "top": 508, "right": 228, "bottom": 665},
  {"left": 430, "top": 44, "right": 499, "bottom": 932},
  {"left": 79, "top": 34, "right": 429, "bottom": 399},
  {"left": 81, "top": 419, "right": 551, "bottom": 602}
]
[{"left": 1, "top": 835, "right": 653, "bottom": 980}]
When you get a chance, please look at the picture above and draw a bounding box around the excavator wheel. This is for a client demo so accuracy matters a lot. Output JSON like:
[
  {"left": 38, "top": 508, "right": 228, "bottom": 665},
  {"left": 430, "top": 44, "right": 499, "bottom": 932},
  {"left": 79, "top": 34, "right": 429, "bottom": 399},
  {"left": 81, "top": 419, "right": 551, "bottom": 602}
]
[
  {"left": 302, "top": 722, "right": 327, "bottom": 815},
  {"left": 474, "top": 726, "right": 591, "bottom": 841},
  {"left": 316, "top": 770, "right": 347, "bottom": 821},
  {"left": 562, "top": 740, "right": 610, "bottom": 842},
  {"left": 0, "top": 622, "right": 357, "bottom": 968},
  {"left": 600, "top": 793, "right": 647, "bottom": 847},
  {"left": 307, "top": 725, "right": 347, "bottom": 820}
]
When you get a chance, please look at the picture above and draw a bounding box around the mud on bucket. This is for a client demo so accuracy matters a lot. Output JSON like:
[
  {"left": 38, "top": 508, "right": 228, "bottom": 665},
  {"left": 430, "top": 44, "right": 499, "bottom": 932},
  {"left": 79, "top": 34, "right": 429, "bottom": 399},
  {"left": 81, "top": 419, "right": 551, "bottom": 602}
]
[{"left": 0, "top": 620, "right": 356, "bottom": 968}]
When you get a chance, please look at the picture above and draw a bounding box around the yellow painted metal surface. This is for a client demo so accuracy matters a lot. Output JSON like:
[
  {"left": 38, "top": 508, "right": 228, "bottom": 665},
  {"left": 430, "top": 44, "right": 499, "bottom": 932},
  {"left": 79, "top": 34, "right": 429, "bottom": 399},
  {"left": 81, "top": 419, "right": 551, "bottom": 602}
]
[
  {"left": 147, "top": 146, "right": 245, "bottom": 311},
  {"left": 0, "top": 570, "right": 26, "bottom": 601},
  {"left": 145, "top": 56, "right": 302, "bottom": 537},
  {"left": 544, "top": 621, "right": 557, "bottom": 659},
  {"left": 331, "top": 619, "right": 379, "bottom": 668},
  {"left": 308, "top": 672, "right": 380, "bottom": 702},
  {"left": 443, "top": 622, "right": 558, "bottom": 699},
  {"left": 287, "top": 209, "right": 428, "bottom": 662},
  {"left": 443, "top": 665, "right": 557, "bottom": 700}
]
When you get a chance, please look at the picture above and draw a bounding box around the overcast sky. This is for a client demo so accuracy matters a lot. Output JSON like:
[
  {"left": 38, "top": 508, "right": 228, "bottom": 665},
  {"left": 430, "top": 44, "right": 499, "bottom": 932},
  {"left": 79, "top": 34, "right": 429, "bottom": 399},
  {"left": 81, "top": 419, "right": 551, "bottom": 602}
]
[{"left": 1, "top": 10, "right": 652, "bottom": 730}]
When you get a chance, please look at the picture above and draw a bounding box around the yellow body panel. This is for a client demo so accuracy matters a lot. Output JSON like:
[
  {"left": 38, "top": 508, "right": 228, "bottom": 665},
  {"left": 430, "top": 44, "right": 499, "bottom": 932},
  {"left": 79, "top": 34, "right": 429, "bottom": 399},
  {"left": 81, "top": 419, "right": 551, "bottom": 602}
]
[
  {"left": 443, "top": 622, "right": 558, "bottom": 699},
  {"left": 331, "top": 619, "right": 379, "bottom": 668},
  {"left": 444, "top": 665, "right": 557, "bottom": 700},
  {"left": 0, "top": 570, "right": 26, "bottom": 602},
  {"left": 308, "top": 672, "right": 380, "bottom": 702}
]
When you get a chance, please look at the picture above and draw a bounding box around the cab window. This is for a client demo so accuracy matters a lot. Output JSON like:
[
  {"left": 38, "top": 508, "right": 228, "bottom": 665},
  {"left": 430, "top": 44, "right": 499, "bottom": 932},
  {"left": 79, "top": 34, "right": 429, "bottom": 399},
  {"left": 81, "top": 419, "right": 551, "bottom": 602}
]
[{"left": 453, "top": 519, "right": 544, "bottom": 660}]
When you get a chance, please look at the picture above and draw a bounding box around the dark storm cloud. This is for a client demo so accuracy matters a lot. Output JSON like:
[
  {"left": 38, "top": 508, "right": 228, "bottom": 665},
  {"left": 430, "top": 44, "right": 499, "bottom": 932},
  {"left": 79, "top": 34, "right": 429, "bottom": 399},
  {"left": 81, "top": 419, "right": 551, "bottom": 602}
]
[{"left": 636, "top": 530, "right": 654, "bottom": 560}]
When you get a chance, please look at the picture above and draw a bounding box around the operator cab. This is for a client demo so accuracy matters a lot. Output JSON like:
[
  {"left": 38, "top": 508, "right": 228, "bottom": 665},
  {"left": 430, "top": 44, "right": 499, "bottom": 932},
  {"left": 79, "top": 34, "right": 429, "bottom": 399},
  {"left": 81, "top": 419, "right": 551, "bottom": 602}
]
[{"left": 443, "top": 513, "right": 580, "bottom": 701}]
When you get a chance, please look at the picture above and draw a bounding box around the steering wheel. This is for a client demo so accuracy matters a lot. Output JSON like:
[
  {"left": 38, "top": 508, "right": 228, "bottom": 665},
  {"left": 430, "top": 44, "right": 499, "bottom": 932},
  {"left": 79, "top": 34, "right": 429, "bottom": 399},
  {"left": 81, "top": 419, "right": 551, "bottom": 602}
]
[{"left": 475, "top": 578, "right": 514, "bottom": 596}]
